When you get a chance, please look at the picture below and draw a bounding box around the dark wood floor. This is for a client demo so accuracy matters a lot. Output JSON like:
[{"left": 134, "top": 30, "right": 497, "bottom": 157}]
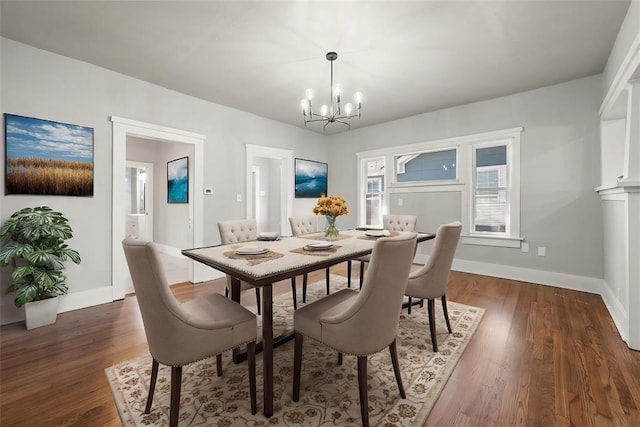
[{"left": 1, "top": 268, "right": 639, "bottom": 426}]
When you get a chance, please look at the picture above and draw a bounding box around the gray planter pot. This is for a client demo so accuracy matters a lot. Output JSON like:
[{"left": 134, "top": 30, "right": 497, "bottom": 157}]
[{"left": 24, "top": 297, "right": 59, "bottom": 330}]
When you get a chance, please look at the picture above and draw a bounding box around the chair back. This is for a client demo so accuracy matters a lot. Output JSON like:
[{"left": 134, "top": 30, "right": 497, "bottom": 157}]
[
  {"left": 218, "top": 219, "right": 258, "bottom": 244},
  {"left": 289, "top": 216, "right": 317, "bottom": 236},
  {"left": 121, "top": 238, "right": 193, "bottom": 364},
  {"left": 383, "top": 214, "right": 417, "bottom": 232},
  {"left": 408, "top": 221, "right": 461, "bottom": 298},
  {"left": 320, "top": 232, "right": 418, "bottom": 354}
]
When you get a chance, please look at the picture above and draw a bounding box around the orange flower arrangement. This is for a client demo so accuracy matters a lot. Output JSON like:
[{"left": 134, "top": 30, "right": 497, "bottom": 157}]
[
  {"left": 313, "top": 195, "right": 348, "bottom": 240},
  {"left": 312, "top": 194, "right": 349, "bottom": 217}
]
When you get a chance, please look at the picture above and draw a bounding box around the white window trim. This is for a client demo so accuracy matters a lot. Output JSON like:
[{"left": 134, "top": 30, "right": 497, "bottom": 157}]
[{"left": 356, "top": 127, "right": 523, "bottom": 247}]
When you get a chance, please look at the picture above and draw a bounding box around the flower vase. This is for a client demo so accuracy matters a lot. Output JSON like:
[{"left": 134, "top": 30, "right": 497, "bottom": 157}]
[{"left": 324, "top": 216, "right": 339, "bottom": 241}]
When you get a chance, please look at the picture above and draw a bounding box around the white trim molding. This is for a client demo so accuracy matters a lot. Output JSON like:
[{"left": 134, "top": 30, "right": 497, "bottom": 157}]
[
  {"left": 111, "top": 116, "right": 208, "bottom": 300},
  {"left": 356, "top": 127, "right": 523, "bottom": 247}
]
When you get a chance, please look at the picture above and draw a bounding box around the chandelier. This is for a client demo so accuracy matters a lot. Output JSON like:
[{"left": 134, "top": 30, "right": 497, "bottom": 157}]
[{"left": 300, "top": 52, "right": 362, "bottom": 130}]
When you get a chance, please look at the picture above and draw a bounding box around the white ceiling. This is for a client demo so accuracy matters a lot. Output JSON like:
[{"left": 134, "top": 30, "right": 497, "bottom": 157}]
[{"left": 0, "top": 0, "right": 631, "bottom": 134}]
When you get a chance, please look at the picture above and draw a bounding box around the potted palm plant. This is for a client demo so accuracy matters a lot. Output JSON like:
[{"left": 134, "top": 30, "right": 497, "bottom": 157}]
[{"left": 0, "top": 206, "right": 81, "bottom": 329}]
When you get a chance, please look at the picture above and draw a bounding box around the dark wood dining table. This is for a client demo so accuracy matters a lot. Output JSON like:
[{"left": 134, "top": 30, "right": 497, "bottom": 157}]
[{"left": 182, "top": 229, "right": 434, "bottom": 417}]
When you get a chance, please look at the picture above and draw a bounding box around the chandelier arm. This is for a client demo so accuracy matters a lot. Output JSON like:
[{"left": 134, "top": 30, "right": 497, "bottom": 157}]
[
  {"left": 305, "top": 117, "right": 330, "bottom": 123},
  {"left": 334, "top": 119, "right": 351, "bottom": 127}
]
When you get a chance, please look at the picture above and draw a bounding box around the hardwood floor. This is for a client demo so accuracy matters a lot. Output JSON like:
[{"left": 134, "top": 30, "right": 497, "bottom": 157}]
[{"left": 1, "top": 269, "right": 639, "bottom": 426}]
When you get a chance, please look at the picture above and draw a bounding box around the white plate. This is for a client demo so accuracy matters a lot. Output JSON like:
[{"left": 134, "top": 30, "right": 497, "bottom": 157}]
[
  {"left": 235, "top": 246, "right": 269, "bottom": 255},
  {"left": 365, "top": 229, "right": 390, "bottom": 237},
  {"left": 258, "top": 232, "right": 280, "bottom": 239},
  {"left": 307, "top": 241, "right": 334, "bottom": 249}
]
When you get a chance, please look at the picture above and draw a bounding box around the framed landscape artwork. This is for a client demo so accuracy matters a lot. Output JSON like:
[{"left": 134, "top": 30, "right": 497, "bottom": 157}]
[
  {"left": 295, "top": 158, "right": 328, "bottom": 198},
  {"left": 167, "top": 156, "right": 189, "bottom": 203},
  {"left": 4, "top": 113, "right": 94, "bottom": 196}
]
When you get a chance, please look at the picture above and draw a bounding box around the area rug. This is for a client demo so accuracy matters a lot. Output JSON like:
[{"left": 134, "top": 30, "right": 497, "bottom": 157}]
[{"left": 105, "top": 276, "right": 484, "bottom": 426}]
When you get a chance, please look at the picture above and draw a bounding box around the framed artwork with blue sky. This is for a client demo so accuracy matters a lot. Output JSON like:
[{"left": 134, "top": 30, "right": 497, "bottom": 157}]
[
  {"left": 4, "top": 114, "right": 94, "bottom": 196},
  {"left": 167, "top": 156, "right": 189, "bottom": 203}
]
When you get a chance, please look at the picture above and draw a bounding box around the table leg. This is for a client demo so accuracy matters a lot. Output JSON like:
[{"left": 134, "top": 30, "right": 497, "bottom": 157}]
[
  {"left": 262, "top": 284, "right": 274, "bottom": 417},
  {"left": 230, "top": 276, "right": 241, "bottom": 303}
]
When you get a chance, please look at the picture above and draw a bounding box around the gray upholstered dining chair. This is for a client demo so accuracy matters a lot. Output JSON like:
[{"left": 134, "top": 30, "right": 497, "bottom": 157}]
[
  {"left": 404, "top": 221, "right": 461, "bottom": 352},
  {"left": 288, "top": 215, "right": 337, "bottom": 303},
  {"left": 292, "top": 232, "right": 418, "bottom": 427},
  {"left": 218, "top": 219, "right": 298, "bottom": 310},
  {"left": 352, "top": 214, "right": 418, "bottom": 288},
  {"left": 122, "top": 238, "right": 257, "bottom": 426}
]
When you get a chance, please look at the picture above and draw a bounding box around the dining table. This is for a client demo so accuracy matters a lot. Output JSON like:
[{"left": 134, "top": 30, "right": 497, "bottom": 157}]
[{"left": 182, "top": 229, "right": 435, "bottom": 417}]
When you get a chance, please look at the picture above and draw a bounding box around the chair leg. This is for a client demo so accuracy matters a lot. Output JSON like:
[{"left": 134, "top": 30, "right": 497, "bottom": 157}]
[
  {"left": 357, "top": 356, "right": 370, "bottom": 427},
  {"left": 427, "top": 298, "right": 438, "bottom": 352},
  {"left": 302, "top": 274, "right": 308, "bottom": 303},
  {"left": 325, "top": 268, "right": 330, "bottom": 295},
  {"left": 247, "top": 341, "right": 257, "bottom": 415},
  {"left": 291, "top": 278, "right": 298, "bottom": 310},
  {"left": 292, "top": 332, "right": 304, "bottom": 402},
  {"left": 255, "top": 288, "right": 261, "bottom": 315},
  {"left": 170, "top": 366, "right": 182, "bottom": 427},
  {"left": 347, "top": 260, "right": 352, "bottom": 288},
  {"left": 407, "top": 296, "right": 412, "bottom": 315},
  {"left": 359, "top": 261, "right": 365, "bottom": 289},
  {"left": 389, "top": 339, "right": 406, "bottom": 398},
  {"left": 337, "top": 352, "right": 343, "bottom": 365},
  {"left": 216, "top": 354, "right": 222, "bottom": 376},
  {"left": 145, "top": 358, "right": 159, "bottom": 414},
  {"left": 441, "top": 295, "right": 452, "bottom": 333}
]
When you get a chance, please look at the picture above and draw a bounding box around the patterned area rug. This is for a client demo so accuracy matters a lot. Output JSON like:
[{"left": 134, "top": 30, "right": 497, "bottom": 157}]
[{"left": 105, "top": 276, "right": 484, "bottom": 426}]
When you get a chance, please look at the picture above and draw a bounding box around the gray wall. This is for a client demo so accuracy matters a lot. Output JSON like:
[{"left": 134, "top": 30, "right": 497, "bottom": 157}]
[
  {"left": 328, "top": 75, "right": 604, "bottom": 279},
  {"left": 0, "top": 38, "right": 327, "bottom": 323}
]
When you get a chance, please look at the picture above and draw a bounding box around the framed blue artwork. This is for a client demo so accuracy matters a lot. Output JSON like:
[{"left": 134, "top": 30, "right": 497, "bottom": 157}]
[
  {"left": 4, "top": 113, "right": 94, "bottom": 196},
  {"left": 167, "top": 156, "right": 188, "bottom": 203},
  {"left": 295, "top": 158, "right": 328, "bottom": 198}
]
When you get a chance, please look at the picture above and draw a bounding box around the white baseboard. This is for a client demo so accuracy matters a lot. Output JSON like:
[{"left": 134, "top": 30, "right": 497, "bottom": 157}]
[
  {"left": 413, "top": 254, "right": 634, "bottom": 343},
  {"left": 413, "top": 254, "right": 604, "bottom": 295},
  {"left": 58, "top": 286, "right": 114, "bottom": 313},
  {"left": 0, "top": 286, "right": 114, "bottom": 326},
  {"left": 0, "top": 255, "right": 612, "bottom": 327},
  {"left": 599, "top": 283, "right": 629, "bottom": 343}
]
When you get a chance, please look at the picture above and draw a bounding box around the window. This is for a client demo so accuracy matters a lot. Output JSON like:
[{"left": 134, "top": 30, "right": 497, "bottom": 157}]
[
  {"left": 363, "top": 159, "right": 385, "bottom": 226},
  {"left": 395, "top": 149, "right": 457, "bottom": 183},
  {"left": 473, "top": 145, "right": 508, "bottom": 233},
  {"left": 357, "top": 127, "right": 522, "bottom": 248}
]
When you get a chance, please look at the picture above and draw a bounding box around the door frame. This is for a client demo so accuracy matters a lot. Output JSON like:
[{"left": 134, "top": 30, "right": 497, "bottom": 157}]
[
  {"left": 111, "top": 116, "right": 207, "bottom": 300},
  {"left": 245, "top": 144, "right": 293, "bottom": 236}
]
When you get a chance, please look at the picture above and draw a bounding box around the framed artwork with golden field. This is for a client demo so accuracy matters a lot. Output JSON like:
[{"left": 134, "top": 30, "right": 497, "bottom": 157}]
[{"left": 4, "top": 114, "right": 94, "bottom": 196}]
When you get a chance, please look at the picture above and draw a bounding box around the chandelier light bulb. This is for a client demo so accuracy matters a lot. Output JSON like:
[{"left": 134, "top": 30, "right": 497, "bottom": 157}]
[
  {"left": 334, "top": 84, "right": 341, "bottom": 100},
  {"left": 305, "top": 88, "right": 314, "bottom": 101},
  {"left": 344, "top": 103, "right": 353, "bottom": 115},
  {"left": 354, "top": 92, "right": 363, "bottom": 105},
  {"left": 320, "top": 105, "right": 328, "bottom": 116},
  {"left": 300, "top": 99, "right": 309, "bottom": 115}
]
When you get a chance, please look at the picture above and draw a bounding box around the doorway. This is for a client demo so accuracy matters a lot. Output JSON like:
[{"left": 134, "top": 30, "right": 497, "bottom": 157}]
[
  {"left": 111, "top": 116, "right": 210, "bottom": 300},
  {"left": 125, "top": 161, "right": 154, "bottom": 241},
  {"left": 245, "top": 144, "right": 293, "bottom": 236}
]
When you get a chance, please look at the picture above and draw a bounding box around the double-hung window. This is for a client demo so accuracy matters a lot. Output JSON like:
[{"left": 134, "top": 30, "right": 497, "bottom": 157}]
[
  {"left": 357, "top": 127, "right": 522, "bottom": 248},
  {"left": 473, "top": 145, "right": 508, "bottom": 233}
]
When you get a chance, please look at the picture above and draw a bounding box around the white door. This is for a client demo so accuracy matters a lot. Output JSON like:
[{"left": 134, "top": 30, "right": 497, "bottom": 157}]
[{"left": 125, "top": 161, "right": 154, "bottom": 242}]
